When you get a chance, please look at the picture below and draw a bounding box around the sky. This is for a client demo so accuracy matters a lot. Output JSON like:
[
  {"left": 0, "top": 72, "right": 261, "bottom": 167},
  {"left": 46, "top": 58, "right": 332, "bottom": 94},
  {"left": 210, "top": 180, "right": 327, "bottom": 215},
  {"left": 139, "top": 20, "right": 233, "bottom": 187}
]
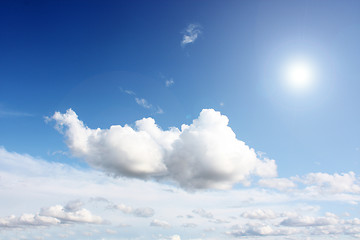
[{"left": 1, "top": 0, "right": 360, "bottom": 239}]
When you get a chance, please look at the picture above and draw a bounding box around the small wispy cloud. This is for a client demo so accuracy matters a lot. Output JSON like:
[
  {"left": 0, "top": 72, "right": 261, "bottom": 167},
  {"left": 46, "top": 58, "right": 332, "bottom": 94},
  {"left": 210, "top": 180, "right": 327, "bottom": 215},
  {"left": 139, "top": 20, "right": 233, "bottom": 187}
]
[
  {"left": 156, "top": 107, "right": 164, "bottom": 114},
  {"left": 120, "top": 88, "right": 163, "bottom": 114},
  {"left": 165, "top": 78, "right": 175, "bottom": 87},
  {"left": 0, "top": 110, "right": 33, "bottom": 118},
  {"left": 124, "top": 90, "right": 135, "bottom": 95},
  {"left": 181, "top": 24, "right": 202, "bottom": 47},
  {"left": 135, "top": 98, "right": 152, "bottom": 109}
]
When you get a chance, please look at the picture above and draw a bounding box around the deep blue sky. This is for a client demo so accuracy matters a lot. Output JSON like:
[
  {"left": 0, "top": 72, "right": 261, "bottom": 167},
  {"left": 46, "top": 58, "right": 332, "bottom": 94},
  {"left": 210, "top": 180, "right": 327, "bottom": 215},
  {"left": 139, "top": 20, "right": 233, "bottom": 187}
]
[{"left": 1, "top": 0, "right": 360, "bottom": 182}]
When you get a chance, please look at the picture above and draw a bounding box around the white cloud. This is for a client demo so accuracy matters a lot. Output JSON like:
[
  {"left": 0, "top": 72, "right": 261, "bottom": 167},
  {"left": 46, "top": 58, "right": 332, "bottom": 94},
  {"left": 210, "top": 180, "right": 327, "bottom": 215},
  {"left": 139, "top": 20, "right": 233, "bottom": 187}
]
[
  {"left": 112, "top": 203, "right": 133, "bottom": 214},
  {"left": 0, "top": 214, "right": 60, "bottom": 228},
  {"left": 299, "top": 172, "right": 360, "bottom": 193},
  {"left": 165, "top": 79, "right": 174, "bottom": 87},
  {"left": 182, "top": 223, "right": 197, "bottom": 228},
  {"left": 64, "top": 200, "right": 84, "bottom": 212},
  {"left": 281, "top": 213, "right": 339, "bottom": 227},
  {"left": 170, "top": 235, "right": 181, "bottom": 240},
  {"left": 241, "top": 209, "right": 277, "bottom": 220},
  {"left": 209, "top": 218, "right": 230, "bottom": 224},
  {"left": 0, "top": 201, "right": 102, "bottom": 229},
  {"left": 40, "top": 204, "right": 103, "bottom": 224},
  {"left": 347, "top": 218, "right": 360, "bottom": 225},
  {"left": 150, "top": 219, "right": 170, "bottom": 228},
  {"left": 228, "top": 223, "right": 298, "bottom": 237},
  {"left": 258, "top": 178, "right": 296, "bottom": 191},
  {"left": 156, "top": 106, "right": 164, "bottom": 114},
  {"left": 181, "top": 24, "right": 202, "bottom": 47},
  {"left": 120, "top": 88, "right": 163, "bottom": 114},
  {"left": 135, "top": 98, "right": 152, "bottom": 109},
  {"left": 132, "top": 208, "right": 155, "bottom": 218},
  {"left": 192, "top": 209, "right": 213, "bottom": 219},
  {"left": 49, "top": 108, "right": 277, "bottom": 190},
  {"left": 111, "top": 203, "right": 155, "bottom": 218},
  {"left": 124, "top": 90, "right": 135, "bottom": 95},
  {"left": 3, "top": 146, "right": 360, "bottom": 239}
]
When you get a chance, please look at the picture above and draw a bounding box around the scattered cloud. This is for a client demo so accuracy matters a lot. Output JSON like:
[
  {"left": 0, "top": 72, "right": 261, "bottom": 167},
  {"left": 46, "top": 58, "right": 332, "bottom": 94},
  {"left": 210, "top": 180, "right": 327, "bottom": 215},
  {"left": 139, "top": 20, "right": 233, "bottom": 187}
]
[
  {"left": 192, "top": 209, "right": 213, "bottom": 219},
  {"left": 299, "top": 172, "right": 360, "bottom": 194},
  {"left": 182, "top": 223, "right": 197, "bottom": 228},
  {"left": 156, "top": 106, "right": 164, "bottom": 114},
  {"left": 241, "top": 209, "right": 277, "bottom": 220},
  {"left": 124, "top": 90, "right": 135, "bottom": 96},
  {"left": 135, "top": 98, "right": 152, "bottom": 109},
  {"left": 258, "top": 178, "right": 296, "bottom": 191},
  {"left": 165, "top": 79, "right": 175, "bottom": 87},
  {"left": 209, "top": 218, "right": 230, "bottom": 224},
  {"left": 228, "top": 223, "right": 298, "bottom": 237},
  {"left": 150, "top": 219, "right": 170, "bottom": 228},
  {"left": 120, "top": 88, "right": 163, "bottom": 114},
  {"left": 48, "top": 108, "right": 277, "bottom": 190},
  {"left": 181, "top": 24, "right": 202, "bottom": 47},
  {"left": 2, "top": 146, "right": 360, "bottom": 239},
  {"left": 0, "top": 201, "right": 102, "bottom": 229},
  {"left": 0, "top": 214, "right": 60, "bottom": 228},
  {"left": 110, "top": 203, "right": 155, "bottom": 218},
  {"left": 40, "top": 203, "right": 103, "bottom": 224},
  {"left": 170, "top": 235, "right": 181, "bottom": 240},
  {"left": 281, "top": 213, "right": 339, "bottom": 227}
]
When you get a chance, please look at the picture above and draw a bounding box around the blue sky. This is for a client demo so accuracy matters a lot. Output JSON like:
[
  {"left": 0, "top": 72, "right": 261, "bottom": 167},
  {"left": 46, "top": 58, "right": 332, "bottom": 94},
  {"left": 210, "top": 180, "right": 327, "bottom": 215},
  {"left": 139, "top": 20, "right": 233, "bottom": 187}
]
[{"left": 1, "top": 1, "right": 360, "bottom": 239}]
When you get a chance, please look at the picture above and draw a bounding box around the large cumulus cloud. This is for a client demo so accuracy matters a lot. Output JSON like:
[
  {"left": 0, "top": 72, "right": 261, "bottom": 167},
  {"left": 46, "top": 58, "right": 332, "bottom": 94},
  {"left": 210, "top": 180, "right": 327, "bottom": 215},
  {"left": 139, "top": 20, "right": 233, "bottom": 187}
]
[{"left": 49, "top": 108, "right": 277, "bottom": 190}]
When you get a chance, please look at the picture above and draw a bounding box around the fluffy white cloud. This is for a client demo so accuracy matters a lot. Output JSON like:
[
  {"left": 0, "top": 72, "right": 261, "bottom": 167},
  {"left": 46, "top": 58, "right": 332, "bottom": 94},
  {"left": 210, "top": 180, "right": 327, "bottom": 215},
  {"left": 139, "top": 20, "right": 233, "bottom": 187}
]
[
  {"left": 181, "top": 24, "right": 202, "bottom": 46},
  {"left": 49, "top": 108, "right": 277, "bottom": 190},
  {"left": 111, "top": 203, "right": 155, "bottom": 218},
  {"left": 258, "top": 178, "right": 296, "bottom": 191},
  {"left": 3, "top": 147, "right": 360, "bottom": 239},
  {"left": 241, "top": 209, "right": 277, "bottom": 220},
  {"left": 299, "top": 172, "right": 360, "bottom": 194},
  {"left": 40, "top": 204, "right": 103, "bottom": 224},
  {"left": 170, "top": 235, "right": 181, "bottom": 240},
  {"left": 281, "top": 213, "right": 339, "bottom": 227},
  {"left": 228, "top": 223, "right": 298, "bottom": 237},
  {"left": 0, "top": 201, "right": 102, "bottom": 229},
  {"left": 150, "top": 219, "right": 170, "bottom": 228},
  {"left": 0, "top": 214, "right": 60, "bottom": 228}
]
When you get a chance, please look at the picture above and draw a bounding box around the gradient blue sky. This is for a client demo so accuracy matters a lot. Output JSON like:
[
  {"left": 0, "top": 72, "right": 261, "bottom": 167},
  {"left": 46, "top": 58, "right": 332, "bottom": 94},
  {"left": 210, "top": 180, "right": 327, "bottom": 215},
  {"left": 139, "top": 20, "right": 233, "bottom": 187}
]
[{"left": 1, "top": 1, "right": 360, "bottom": 239}]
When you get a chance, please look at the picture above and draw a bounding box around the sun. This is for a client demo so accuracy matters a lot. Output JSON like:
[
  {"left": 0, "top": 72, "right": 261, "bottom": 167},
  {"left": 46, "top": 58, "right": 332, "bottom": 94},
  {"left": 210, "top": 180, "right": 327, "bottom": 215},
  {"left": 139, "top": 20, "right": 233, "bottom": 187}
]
[{"left": 285, "top": 60, "right": 314, "bottom": 91}]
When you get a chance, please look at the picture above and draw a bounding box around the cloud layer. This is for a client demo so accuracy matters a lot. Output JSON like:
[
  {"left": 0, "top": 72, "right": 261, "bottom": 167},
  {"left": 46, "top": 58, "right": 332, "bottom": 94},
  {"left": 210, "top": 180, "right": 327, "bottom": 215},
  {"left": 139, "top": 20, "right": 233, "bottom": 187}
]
[
  {"left": 2, "top": 147, "right": 360, "bottom": 239},
  {"left": 49, "top": 109, "right": 277, "bottom": 190}
]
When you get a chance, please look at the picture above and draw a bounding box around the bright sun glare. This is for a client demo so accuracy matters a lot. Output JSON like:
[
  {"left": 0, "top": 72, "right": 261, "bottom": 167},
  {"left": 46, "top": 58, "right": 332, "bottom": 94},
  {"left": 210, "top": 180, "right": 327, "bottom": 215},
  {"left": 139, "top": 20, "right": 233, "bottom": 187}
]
[{"left": 285, "top": 60, "right": 314, "bottom": 91}]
